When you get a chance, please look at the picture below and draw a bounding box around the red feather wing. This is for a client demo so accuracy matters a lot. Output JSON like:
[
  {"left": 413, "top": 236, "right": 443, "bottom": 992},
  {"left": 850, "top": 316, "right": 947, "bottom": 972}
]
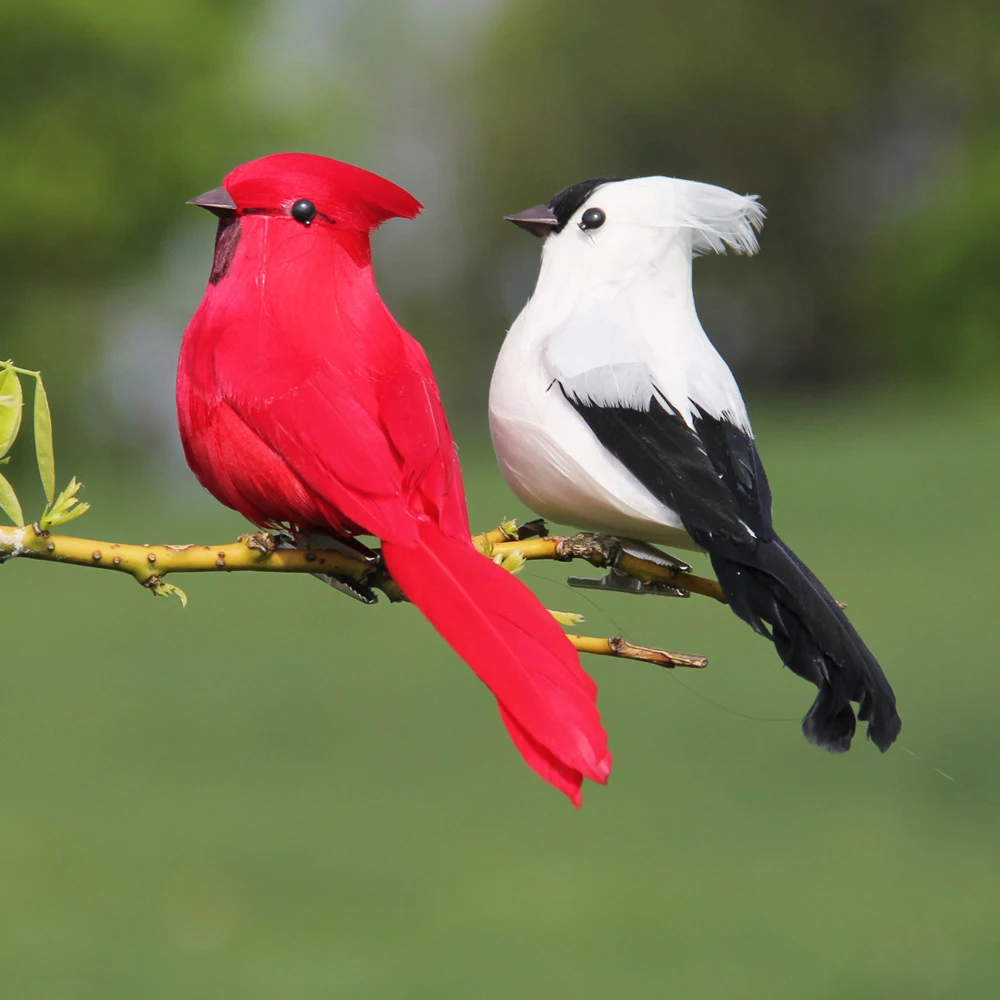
[
  {"left": 230, "top": 363, "right": 419, "bottom": 543},
  {"left": 228, "top": 354, "right": 468, "bottom": 545},
  {"left": 376, "top": 338, "right": 470, "bottom": 540}
]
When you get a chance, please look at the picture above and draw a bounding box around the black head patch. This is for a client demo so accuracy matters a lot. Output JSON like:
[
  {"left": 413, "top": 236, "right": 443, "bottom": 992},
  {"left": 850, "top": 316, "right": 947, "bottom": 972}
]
[{"left": 548, "top": 177, "right": 617, "bottom": 232}]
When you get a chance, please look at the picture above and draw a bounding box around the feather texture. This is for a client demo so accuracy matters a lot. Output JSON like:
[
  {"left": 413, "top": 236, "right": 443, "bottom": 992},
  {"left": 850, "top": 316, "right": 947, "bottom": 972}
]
[
  {"left": 564, "top": 394, "right": 900, "bottom": 752},
  {"left": 178, "top": 154, "right": 611, "bottom": 802},
  {"left": 383, "top": 523, "right": 611, "bottom": 804},
  {"left": 491, "top": 173, "right": 901, "bottom": 755},
  {"left": 674, "top": 180, "right": 765, "bottom": 256}
]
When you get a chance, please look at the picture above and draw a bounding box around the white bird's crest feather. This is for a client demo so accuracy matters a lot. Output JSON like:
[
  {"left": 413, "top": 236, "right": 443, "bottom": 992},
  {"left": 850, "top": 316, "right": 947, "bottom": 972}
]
[
  {"left": 569, "top": 176, "right": 765, "bottom": 256},
  {"left": 674, "top": 181, "right": 765, "bottom": 256}
]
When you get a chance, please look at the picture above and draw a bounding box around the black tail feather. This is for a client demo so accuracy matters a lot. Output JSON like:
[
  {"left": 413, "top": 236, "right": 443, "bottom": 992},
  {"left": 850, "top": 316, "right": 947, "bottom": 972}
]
[
  {"left": 559, "top": 392, "right": 901, "bottom": 752},
  {"left": 709, "top": 536, "right": 901, "bottom": 753}
]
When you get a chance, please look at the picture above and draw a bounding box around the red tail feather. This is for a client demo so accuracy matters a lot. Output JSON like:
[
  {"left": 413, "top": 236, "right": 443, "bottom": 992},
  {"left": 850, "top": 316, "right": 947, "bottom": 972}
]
[{"left": 382, "top": 520, "right": 611, "bottom": 802}]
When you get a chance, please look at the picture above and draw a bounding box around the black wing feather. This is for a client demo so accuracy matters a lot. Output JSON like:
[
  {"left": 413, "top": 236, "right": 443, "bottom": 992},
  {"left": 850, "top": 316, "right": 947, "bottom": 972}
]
[{"left": 562, "top": 386, "right": 901, "bottom": 753}]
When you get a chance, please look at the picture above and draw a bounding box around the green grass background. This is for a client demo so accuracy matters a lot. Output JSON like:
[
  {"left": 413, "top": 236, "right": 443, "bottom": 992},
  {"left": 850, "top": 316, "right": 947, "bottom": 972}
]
[{"left": 2, "top": 392, "right": 998, "bottom": 999}]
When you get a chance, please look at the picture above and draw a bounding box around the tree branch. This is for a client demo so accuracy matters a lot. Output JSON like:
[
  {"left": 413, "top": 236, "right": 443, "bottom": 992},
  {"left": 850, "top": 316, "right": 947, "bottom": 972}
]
[{"left": 1, "top": 520, "right": 721, "bottom": 667}]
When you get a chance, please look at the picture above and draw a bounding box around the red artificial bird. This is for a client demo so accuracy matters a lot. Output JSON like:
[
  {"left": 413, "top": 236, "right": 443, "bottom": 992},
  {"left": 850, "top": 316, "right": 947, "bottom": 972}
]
[{"left": 176, "top": 153, "right": 611, "bottom": 804}]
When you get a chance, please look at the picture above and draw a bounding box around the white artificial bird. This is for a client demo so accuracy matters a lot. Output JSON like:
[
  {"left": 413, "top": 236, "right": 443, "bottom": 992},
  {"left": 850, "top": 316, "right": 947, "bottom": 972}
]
[{"left": 489, "top": 176, "right": 901, "bottom": 754}]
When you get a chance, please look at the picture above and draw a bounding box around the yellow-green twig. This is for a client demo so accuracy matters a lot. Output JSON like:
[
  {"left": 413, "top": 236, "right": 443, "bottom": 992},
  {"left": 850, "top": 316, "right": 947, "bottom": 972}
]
[
  {"left": 0, "top": 524, "right": 360, "bottom": 581},
  {"left": 0, "top": 524, "right": 377, "bottom": 606},
  {"left": 488, "top": 534, "right": 727, "bottom": 604},
  {"left": 1, "top": 521, "right": 719, "bottom": 666}
]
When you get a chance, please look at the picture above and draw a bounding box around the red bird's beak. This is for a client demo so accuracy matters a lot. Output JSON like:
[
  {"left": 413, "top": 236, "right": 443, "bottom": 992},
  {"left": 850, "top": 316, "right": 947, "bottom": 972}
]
[
  {"left": 504, "top": 204, "right": 559, "bottom": 238},
  {"left": 187, "top": 185, "right": 237, "bottom": 216}
]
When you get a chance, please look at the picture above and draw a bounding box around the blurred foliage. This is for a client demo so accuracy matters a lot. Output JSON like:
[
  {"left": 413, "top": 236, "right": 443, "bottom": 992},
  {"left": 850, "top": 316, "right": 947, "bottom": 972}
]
[
  {"left": 1, "top": 396, "right": 999, "bottom": 997},
  {"left": 0, "top": 0, "right": 284, "bottom": 413},
  {"left": 439, "top": 0, "right": 1000, "bottom": 395},
  {"left": 867, "top": 139, "right": 1000, "bottom": 381},
  {"left": 3, "top": 0, "right": 999, "bottom": 455}
]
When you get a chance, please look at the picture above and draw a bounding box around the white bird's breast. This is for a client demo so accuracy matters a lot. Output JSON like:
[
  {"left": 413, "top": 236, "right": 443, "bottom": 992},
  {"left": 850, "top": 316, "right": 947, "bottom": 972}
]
[{"left": 488, "top": 311, "right": 696, "bottom": 549}]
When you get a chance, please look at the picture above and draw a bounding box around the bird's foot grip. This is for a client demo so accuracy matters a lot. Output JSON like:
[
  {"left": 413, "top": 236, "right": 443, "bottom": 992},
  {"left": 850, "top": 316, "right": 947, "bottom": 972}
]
[
  {"left": 313, "top": 537, "right": 381, "bottom": 604},
  {"left": 359, "top": 549, "right": 408, "bottom": 605},
  {"left": 556, "top": 532, "right": 620, "bottom": 564},
  {"left": 323, "top": 535, "right": 379, "bottom": 561},
  {"left": 515, "top": 518, "right": 549, "bottom": 541},
  {"left": 560, "top": 534, "right": 691, "bottom": 597},
  {"left": 568, "top": 566, "right": 690, "bottom": 598},
  {"left": 481, "top": 517, "right": 549, "bottom": 547},
  {"left": 240, "top": 531, "right": 289, "bottom": 554},
  {"left": 616, "top": 538, "right": 691, "bottom": 574},
  {"left": 315, "top": 573, "right": 379, "bottom": 605}
]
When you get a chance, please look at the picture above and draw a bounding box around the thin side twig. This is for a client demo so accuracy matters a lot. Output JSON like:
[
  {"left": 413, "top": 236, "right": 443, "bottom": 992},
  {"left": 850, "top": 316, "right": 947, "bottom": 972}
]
[{"left": 568, "top": 634, "right": 708, "bottom": 669}]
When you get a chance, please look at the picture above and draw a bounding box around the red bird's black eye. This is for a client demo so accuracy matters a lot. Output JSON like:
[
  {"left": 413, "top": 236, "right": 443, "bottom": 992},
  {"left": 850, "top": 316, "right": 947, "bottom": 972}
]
[{"left": 291, "top": 199, "right": 317, "bottom": 225}]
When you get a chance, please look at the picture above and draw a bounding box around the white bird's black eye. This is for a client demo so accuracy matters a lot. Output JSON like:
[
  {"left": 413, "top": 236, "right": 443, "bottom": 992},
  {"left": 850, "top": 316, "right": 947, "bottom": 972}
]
[
  {"left": 291, "top": 199, "right": 317, "bottom": 225},
  {"left": 579, "top": 207, "right": 606, "bottom": 231}
]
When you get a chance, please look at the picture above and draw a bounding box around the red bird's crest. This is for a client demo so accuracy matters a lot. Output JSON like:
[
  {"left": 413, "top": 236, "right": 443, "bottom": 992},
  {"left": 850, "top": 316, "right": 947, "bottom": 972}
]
[{"left": 224, "top": 152, "right": 422, "bottom": 231}]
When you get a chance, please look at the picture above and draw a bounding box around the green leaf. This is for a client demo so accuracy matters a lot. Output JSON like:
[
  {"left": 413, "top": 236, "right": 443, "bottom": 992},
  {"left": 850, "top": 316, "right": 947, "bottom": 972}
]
[
  {"left": 0, "top": 471, "right": 24, "bottom": 526},
  {"left": 38, "top": 476, "right": 90, "bottom": 530},
  {"left": 148, "top": 579, "right": 189, "bottom": 607},
  {"left": 33, "top": 374, "right": 55, "bottom": 505},
  {"left": 49, "top": 498, "right": 90, "bottom": 527},
  {"left": 0, "top": 365, "right": 24, "bottom": 460}
]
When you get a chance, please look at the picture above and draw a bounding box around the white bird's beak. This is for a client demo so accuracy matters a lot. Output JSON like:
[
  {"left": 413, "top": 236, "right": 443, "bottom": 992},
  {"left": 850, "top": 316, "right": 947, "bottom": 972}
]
[{"left": 504, "top": 204, "right": 559, "bottom": 238}]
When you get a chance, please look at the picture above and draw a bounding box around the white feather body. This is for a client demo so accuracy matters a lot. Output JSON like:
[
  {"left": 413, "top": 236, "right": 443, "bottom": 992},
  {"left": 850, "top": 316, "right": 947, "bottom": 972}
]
[{"left": 489, "top": 176, "right": 762, "bottom": 546}]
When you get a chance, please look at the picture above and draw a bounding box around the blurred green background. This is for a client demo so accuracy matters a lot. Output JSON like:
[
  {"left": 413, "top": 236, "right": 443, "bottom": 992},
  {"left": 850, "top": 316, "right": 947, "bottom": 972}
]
[{"left": 3, "top": 0, "right": 1000, "bottom": 997}]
